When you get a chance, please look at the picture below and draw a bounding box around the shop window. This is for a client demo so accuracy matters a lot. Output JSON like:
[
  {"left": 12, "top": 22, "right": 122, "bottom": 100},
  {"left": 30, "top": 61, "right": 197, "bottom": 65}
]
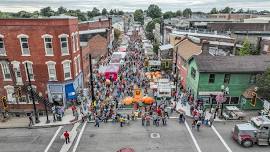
[
  {"left": 230, "top": 97, "right": 239, "bottom": 104},
  {"left": 208, "top": 74, "right": 215, "bottom": 83},
  {"left": 212, "top": 97, "right": 217, "bottom": 104},
  {"left": 201, "top": 97, "right": 210, "bottom": 104},
  {"left": 0, "top": 37, "right": 6, "bottom": 55}
]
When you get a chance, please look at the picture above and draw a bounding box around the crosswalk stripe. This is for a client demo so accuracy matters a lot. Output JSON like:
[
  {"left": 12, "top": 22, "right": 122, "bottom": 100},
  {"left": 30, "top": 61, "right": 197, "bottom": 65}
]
[
  {"left": 44, "top": 126, "right": 63, "bottom": 152},
  {"left": 212, "top": 125, "right": 233, "bottom": 152},
  {"left": 72, "top": 121, "right": 87, "bottom": 152},
  {"left": 184, "top": 121, "right": 202, "bottom": 152}
]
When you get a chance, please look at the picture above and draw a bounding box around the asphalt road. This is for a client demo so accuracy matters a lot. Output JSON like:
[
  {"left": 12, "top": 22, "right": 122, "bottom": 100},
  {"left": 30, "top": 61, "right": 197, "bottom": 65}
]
[{"left": 0, "top": 119, "right": 270, "bottom": 152}]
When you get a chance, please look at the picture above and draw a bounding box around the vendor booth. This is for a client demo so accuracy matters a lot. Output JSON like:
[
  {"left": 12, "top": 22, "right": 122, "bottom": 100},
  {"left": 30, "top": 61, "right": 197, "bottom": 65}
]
[{"left": 104, "top": 65, "right": 120, "bottom": 81}]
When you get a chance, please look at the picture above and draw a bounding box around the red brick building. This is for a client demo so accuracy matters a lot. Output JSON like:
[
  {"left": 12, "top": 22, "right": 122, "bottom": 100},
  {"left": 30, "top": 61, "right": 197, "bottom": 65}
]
[
  {"left": 81, "top": 34, "right": 108, "bottom": 86},
  {"left": 0, "top": 17, "right": 83, "bottom": 111}
]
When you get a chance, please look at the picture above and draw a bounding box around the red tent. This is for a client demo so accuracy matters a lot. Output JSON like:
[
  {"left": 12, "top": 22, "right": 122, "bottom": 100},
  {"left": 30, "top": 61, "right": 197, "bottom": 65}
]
[{"left": 104, "top": 64, "right": 120, "bottom": 81}]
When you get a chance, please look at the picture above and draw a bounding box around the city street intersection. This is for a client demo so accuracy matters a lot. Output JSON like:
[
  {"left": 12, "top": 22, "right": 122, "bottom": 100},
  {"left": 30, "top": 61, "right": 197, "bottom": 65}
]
[{"left": 0, "top": 118, "right": 269, "bottom": 152}]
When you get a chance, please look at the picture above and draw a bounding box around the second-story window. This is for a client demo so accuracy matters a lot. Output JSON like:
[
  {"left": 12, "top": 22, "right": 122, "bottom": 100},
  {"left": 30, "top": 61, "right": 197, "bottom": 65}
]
[
  {"left": 224, "top": 74, "right": 231, "bottom": 84},
  {"left": 59, "top": 34, "right": 69, "bottom": 55},
  {"left": 209, "top": 74, "right": 215, "bottom": 83},
  {"left": 43, "top": 36, "right": 53, "bottom": 56},
  {"left": 191, "top": 67, "right": 196, "bottom": 80},
  {"left": 62, "top": 60, "right": 71, "bottom": 80},
  {"left": 20, "top": 37, "right": 30, "bottom": 55},
  {"left": 0, "top": 61, "right": 11, "bottom": 80},
  {"left": 23, "top": 61, "right": 34, "bottom": 80},
  {"left": 46, "top": 61, "right": 57, "bottom": 81},
  {"left": 0, "top": 36, "right": 6, "bottom": 56}
]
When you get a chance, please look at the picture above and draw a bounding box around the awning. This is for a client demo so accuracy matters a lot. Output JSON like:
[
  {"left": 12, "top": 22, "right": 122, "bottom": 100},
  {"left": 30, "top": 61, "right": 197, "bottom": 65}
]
[{"left": 65, "top": 83, "right": 76, "bottom": 100}]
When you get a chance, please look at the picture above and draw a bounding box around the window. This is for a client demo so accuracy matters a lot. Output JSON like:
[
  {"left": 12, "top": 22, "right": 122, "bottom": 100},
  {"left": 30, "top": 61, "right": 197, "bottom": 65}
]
[
  {"left": 4, "top": 85, "right": 15, "bottom": 103},
  {"left": 1, "top": 62, "right": 11, "bottom": 80},
  {"left": 19, "top": 36, "right": 30, "bottom": 55},
  {"left": 208, "top": 74, "right": 215, "bottom": 83},
  {"left": 62, "top": 60, "right": 71, "bottom": 80},
  {"left": 0, "top": 36, "right": 6, "bottom": 55},
  {"left": 23, "top": 61, "right": 34, "bottom": 80},
  {"left": 191, "top": 67, "right": 196, "bottom": 79},
  {"left": 249, "top": 74, "right": 257, "bottom": 84},
  {"left": 59, "top": 34, "right": 69, "bottom": 55},
  {"left": 224, "top": 74, "right": 231, "bottom": 84},
  {"left": 230, "top": 97, "right": 239, "bottom": 104},
  {"left": 72, "top": 33, "right": 78, "bottom": 52},
  {"left": 46, "top": 61, "right": 57, "bottom": 81},
  {"left": 74, "top": 57, "right": 78, "bottom": 75},
  {"left": 43, "top": 36, "right": 53, "bottom": 55}
]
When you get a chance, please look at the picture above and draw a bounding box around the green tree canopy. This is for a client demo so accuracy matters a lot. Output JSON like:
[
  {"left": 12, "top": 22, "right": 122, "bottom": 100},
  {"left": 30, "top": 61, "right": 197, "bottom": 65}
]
[
  {"left": 210, "top": 8, "right": 218, "bottom": 14},
  {"left": 40, "top": 7, "right": 55, "bottom": 17},
  {"left": 236, "top": 8, "right": 244, "bottom": 13},
  {"left": 175, "top": 10, "right": 182, "bottom": 17},
  {"left": 163, "top": 11, "right": 176, "bottom": 19},
  {"left": 57, "top": 6, "right": 67, "bottom": 15},
  {"left": 145, "top": 18, "right": 161, "bottom": 41},
  {"left": 256, "top": 68, "right": 270, "bottom": 100},
  {"left": 92, "top": 7, "right": 101, "bottom": 16},
  {"left": 134, "top": 9, "right": 144, "bottom": 25},
  {"left": 102, "top": 8, "right": 108, "bottom": 15},
  {"left": 239, "top": 39, "right": 252, "bottom": 56},
  {"left": 183, "top": 8, "right": 192, "bottom": 18},
  {"left": 114, "top": 28, "right": 121, "bottom": 41},
  {"left": 147, "top": 4, "right": 162, "bottom": 19},
  {"left": 220, "top": 7, "right": 234, "bottom": 13}
]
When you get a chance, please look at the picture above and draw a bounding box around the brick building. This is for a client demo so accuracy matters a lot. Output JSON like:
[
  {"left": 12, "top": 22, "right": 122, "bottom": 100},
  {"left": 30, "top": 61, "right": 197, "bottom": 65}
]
[
  {"left": 0, "top": 17, "right": 83, "bottom": 112},
  {"left": 81, "top": 34, "right": 108, "bottom": 86}
]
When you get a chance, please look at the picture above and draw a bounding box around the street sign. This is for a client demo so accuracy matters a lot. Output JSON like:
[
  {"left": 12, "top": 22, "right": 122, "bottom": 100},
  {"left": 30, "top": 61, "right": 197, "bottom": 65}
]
[{"left": 134, "top": 88, "right": 142, "bottom": 99}]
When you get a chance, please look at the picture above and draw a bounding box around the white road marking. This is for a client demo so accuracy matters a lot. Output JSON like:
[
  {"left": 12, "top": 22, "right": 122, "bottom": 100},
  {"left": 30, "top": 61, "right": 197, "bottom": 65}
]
[
  {"left": 72, "top": 121, "right": 87, "bottom": 152},
  {"left": 44, "top": 126, "right": 63, "bottom": 152},
  {"left": 184, "top": 121, "right": 202, "bottom": 152},
  {"left": 212, "top": 125, "right": 233, "bottom": 152}
]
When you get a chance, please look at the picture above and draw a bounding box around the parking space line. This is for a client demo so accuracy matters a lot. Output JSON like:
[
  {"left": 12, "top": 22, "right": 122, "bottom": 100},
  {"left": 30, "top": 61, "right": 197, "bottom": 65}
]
[
  {"left": 184, "top": 121, "right": 202, "bottom": 152},
  {"left": 44, "top": 126, "right": 63, "bottom": 152},
  {"left": 72, "top": 121, "right": 87, "bottom": 152},
  {"left": 211, "top": 125, "right": 233, "bottom": 152}
]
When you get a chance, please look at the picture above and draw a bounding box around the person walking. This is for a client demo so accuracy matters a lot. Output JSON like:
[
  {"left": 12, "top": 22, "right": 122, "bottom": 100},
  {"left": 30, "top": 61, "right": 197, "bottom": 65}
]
[
  {"left": 28, "top": 113, "right": 34, "bottom": 127},
  {"left": 120, "top": 116, "right": 124, "bottom": 127},
  {"left": 191, "top": 120, "right": 196, "bottom": 130},
  {"left": 209, "top": 114, "right": 214, "bottom": 127},
  {"left": 95, "top": 116, "right": 100, "bottom": 127},
  {"left": 196, "top": 120, "right": 202, "bottom": 132},
  {"left": 63, "top": 131, "right": 70, "bottom": 144},
  {"left": 141, "top": 114, "right": 145, "bottom": 126}
]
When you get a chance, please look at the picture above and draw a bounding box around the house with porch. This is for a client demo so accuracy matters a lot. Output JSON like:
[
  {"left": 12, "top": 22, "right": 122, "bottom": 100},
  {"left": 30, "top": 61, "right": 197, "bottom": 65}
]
[{"left": 186, "top": 55, "right": 270, "bottom": 110}]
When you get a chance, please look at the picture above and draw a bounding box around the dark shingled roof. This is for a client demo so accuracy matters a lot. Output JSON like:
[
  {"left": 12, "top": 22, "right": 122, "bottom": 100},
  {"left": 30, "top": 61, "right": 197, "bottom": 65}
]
[{"left": 193, "top": 55, "right": 270, "bottom": 73}]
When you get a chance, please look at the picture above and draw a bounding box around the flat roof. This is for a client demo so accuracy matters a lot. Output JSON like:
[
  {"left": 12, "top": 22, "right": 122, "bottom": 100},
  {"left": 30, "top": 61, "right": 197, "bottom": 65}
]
[{"left": 79, "top": 28, "right": 107, "bottom": 35}]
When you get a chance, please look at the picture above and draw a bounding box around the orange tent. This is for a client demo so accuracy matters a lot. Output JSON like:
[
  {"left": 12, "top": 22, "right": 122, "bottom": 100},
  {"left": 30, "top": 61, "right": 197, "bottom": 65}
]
[
  {"left": 142, "top": 96, "right": 155, "bottom": 104},
  {"left": 122, "top": 97, "right": 134, "bottom": 105}
]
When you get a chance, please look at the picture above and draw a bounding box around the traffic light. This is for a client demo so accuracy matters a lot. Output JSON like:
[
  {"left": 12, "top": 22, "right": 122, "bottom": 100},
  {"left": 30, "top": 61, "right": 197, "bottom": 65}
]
[
  {"left": 251, "top": 92, "right": 257, "bottom": 107},
  {"left": 2, "top": 96, "right": 8, "bottom": 109}
]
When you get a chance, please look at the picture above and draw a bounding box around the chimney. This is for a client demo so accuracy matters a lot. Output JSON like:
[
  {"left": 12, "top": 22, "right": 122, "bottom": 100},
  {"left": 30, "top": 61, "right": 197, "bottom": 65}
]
[{"left": 201, "top": 40, "right": 210, "bottom": 55}]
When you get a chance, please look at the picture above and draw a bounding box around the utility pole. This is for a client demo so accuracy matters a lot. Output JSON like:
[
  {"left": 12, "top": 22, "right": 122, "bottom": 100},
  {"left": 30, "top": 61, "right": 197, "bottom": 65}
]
[
  {"left": 174, "top": 48, "right": 179, "bottom": 96},
  {"left": 25, "top": 63, "right": 40, "bottom": 123},
  {"left": 88, "top": 54, "right": 95, "bottom": 103}
]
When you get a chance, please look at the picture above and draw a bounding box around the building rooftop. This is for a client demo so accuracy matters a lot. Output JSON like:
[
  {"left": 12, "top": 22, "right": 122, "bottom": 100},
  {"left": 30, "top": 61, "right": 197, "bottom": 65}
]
[
  {"left": 193, "top": 55, "right": 270, "bottom": 73},
  {"left": 159, "top": 44, "right": 173, "bottom": 50},
  {"left": 79, "top": 28, "right": 107, "bottom": 35},
  {"left": 176, "top": 39, "right": 202, "bottom": 61}
]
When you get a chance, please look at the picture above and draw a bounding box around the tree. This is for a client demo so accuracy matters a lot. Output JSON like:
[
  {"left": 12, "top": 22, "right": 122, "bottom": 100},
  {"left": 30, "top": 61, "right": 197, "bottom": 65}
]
[
  {"left": 236, "top": 8, "right": 244, "bottom": 13},
  {"left": 153, "top": 41, "right": 160, "bottom": 54},
  {"left": 16, "top": 11, "right": 32, "bottom": 18},
  {"left": 210, "top": 8, "right": 218, "bottom": 14},
  {"left": 175, "top": 10, "right": 182, "bottom": 17},
  {"left": 102, "top": 8, "right": 107, "bottom": 15},
  {"left": 114, "top": 28, "right": 121, "bottom": 41},
  {"left": 256, "top": 68, "right": 270, "bottom": 100},
  {"left": 163, "top": 11, "right": 176, "bottom": 19},
  {"left": 57, "top": 6, "right": 67, "bottom": 15},
  {"left": 109, "top": 9, "right": 114, "bottom": 15},
  {"left": 92, "top": 7, "right": 100, "bottom": 16},
  {"left": 117, "top": 10, "right": 124, "bottom": 15},
  {"left": 134, "top": 9, "right": 144, "bottom": 25},
  {"left": 239, "top": 39, "right": 252, "bottom": 56},
  {"left": 220, "top": 7, "right": 234, "bottom": 13},
  {"left": 40, "top": 7, "right": 55, "bottom": 17},
  {"left": 145, "top": 18, "right": 161, "bottom": 41},
  {"left": 183, "top": 8, "right": 192, "bottom": 18},
  {"left": 147, "top": 4, "right": 162, "bottom": 19}
]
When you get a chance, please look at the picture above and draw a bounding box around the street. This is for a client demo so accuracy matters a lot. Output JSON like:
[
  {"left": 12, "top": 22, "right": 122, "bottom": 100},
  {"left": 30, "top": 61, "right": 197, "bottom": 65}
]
[{"left": 0, "top": 119, "right": 270, "bottom": 152}]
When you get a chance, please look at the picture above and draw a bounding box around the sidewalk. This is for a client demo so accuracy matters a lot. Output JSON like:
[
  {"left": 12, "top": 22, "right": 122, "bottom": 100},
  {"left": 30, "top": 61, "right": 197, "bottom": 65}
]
[{"left": 0, "top": 108, "right": 80, "bottom": 129}]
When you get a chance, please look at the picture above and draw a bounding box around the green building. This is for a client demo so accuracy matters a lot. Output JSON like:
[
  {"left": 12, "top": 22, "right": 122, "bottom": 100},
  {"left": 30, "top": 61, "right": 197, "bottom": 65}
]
[
  {"left": 187, "top": 55, "right": 270, "bottom": 110},
  {"left": 159, "top": 44, "right": 173, "bottom": 71}
]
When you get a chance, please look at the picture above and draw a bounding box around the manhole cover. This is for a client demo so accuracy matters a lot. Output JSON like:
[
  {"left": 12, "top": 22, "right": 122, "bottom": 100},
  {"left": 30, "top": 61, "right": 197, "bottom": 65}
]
[{"left": 150, "top": 133, "right": 160, "bottom": 139}]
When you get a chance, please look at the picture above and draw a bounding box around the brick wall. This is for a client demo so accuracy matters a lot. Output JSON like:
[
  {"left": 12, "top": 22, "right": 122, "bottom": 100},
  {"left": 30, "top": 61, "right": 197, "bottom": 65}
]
[
  {"left": 0, "top": 18, "right": 81, "bottom": 110},
  {"left": 81, "top": 34, "right": 108, "bottom": 86}
]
